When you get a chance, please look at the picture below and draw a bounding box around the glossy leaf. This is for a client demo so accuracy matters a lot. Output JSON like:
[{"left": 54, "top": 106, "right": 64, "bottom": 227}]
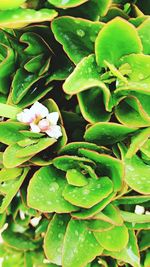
[
  {"left": 0, "top": 8, "right": 58, "bottom": 29},
  {"left": 3, "top": 138, "right": 56, "bottom": 168},
  {"left": 63, "top": 219, "right": 103, "bottom": 267},
  {"left": 72, "top": 192, "right": 116, "bottom": 220},
  {"left": 94, "top": 224, "right": 129, "bottom": 252},
  {"left": 84, "top": 122, "right": 136, "bottom": 145},
  {"left": 95, "top": 17, "right": 142, "bottom": 67},
  {"left": 120, "top": 211, "right": 150, "bottom": 224},
  {"left": 0, "top": 167, "right": 29, "bottom": 213},
  {"left": 124, "top": 154, "right": 150, "bottom": 194},
  {"left": 53, "top": 155, "right": 94, "bottom": 171},
  {"left": 126, "top": 127, "right": 150, "bottom": 158},
  {"left": 48, "top": 0, "right": 88, "bottom": 8},
  {"left": 63, "top": 55, "right": 112, "bottom": 112},
  {"left": 115, "top": 96, "right": 150, "bottom": 128},
  {"left": 77, "top": 89, "right": 111, "bottom": 123},
  {"left": 12, "top": 69, "right": 40, "bottom": 104},
  {"left": 0, "top": 122, "right": 27, "bottom": 145},
  {"left": 44, "top": 214, "right": 70, "bottom": 265},
  {"left": 0, "top": 44, "right": 15, "bottom": 94},
  {"left": 0, "top": 103, "right": 21, "bottom": 119},
  {"left": 105, "top": 230, "right": 140, "bottom": 267},
  {"left": 79, "top": 148, "right": 123, "bottom": 191},
  {"left": 138, "top": 18, "right": 150, "bottom": 55},
  {"left": 27, "top": 166, "right": 78, "bottom": 213},
  {"left": 59, "top": 142, "right": 107, "bottom": 156},
  {"left": 52, "top": 18, "right": 103, "bottom": 64},
  {"left": 1, "top": 225, "right": 40, "bottom": 251},
  {"left": 66, "top": 169, "right": 88, "bottom": 186},
  {"left": 63, "top": 176, "right": 113, "bottom": 208},
  {"left": 88, "top": 219, "right": 113, "bottom": 232}
]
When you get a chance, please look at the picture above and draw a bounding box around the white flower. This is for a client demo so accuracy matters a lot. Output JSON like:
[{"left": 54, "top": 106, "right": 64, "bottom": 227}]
[
  {"left": 134, "top": 205, "right": 145, "bottom": 215},
  {"left": 17, "top": 102, "right": 62, "bottom": 139}
]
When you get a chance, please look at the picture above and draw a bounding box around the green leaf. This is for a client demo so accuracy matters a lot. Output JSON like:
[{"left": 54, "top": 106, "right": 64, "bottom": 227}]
[
  {"left": 44, "top": 214, "right": 70, "bottom": 265},
  {"left": 48, "top": 0, "right": 88, "bottom": 8},
  {"left": 79, "top": 148, "right": 123, "bottom": 192},
  {"left": 20, "top": 32, "right": 51, "bottom": 56},
  {"left": 16, "top": 137, "right": 56, "bottom": 158},
  {"left": 0, "top": 0, "right": 25, "bottom": 10},
  {"left": 95, "top": 17, "right": 142, "bottom": 67},
  {"left": 105, "top": 230, "right": 140, "bottom": 267},
  {"left": 1, "top": 225, "right": 40, "bottom": 251},
  {"left": 59, "top": 141, "right": 108, "bottom": 156},
  {"left": 63, "top": 176, "right": 113, "bottom": 208},
  {"left": 141, "top": 139, "right": 150, "bottom": 158},
  {"left": 27, "top": 166, "right": 78, "bottom": 213},
  {"left": 139, "top": 230, "right": 150, "bottom": 251},
  {"left": 91, "top": 0, "right": 111, "bottom": 17},
  {"left": 94, "top": 224, "right": 129, "bottom": 252},
  {"left": 0, "top": 8, "right": 58, "bottom": 29},
  {"left": 0, "top": 167, "right": 29, "bottom": 213},
  {"left": 53, "top": 155, "right": 94, "bottom": 171},
  {"left": 100, "top": 204, "right": 124, "bottom": 226},
  {"left": 63, "top": 55, "right": 112, "bottom": 111},
  {"left": 52, "top": 17, "right": 103, "bottom": 64},
  {"left": 120, "top": 211, "right": 150, "bottom": 224},
  {"left": 0, "top": 121, "right": 27, "bottom": 145},
  {"left": 124, "top": 154, "right": 150, "bottom": 194},
  {"left": 66, "top": 169, "right": 88, "bottom": 186},
  {"left": 138, "top": 18, "right": 150, "bottom": 55},
  {"left": 78, "top": 88, "right": 111, "bottom": 123},
  {"left": 0, "top": 167, "right": 22, "bottom": 182},
  {"left": 3, "top": 138, "right": 56, "bottom": 168},
  {"left": 84, "top": 122, "right": 136, "bottom": 145},
  {"left": 126, "top": 127, "right": 150, "bottom": 158},
  {"left": 0, "top": 44, "right": 15, "bottom": 94},
  {"left": 63, "top": 54, "right": 99, "bottom": 93},
  {"left": 72, "top": 192, "right": 116, "bottom": 220},
  {"left": 115, "top": 96, "right": 150, "bottom": 128},
  {"left": 63, "top": 219, "right": 103, "bottom": 267},
  {"left": 12, "top": 69, "right": 40, "bottom": 104},
  {"left": 88, "top": 219, "right": 113, "bottom": 232},
  {"left": 0, "top": 103, "right": 21, "bottom": 119}
]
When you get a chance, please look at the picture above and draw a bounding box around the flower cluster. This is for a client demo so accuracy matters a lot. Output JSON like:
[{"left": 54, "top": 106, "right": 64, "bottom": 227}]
[{"left": 17, "top": 102, "right": 62, "bottom": 139}]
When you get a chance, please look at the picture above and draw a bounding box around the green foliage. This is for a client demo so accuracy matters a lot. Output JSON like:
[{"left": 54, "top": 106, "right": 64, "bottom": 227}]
[{"left": 0, "top": 1, "right": 150, "bottom": 267}]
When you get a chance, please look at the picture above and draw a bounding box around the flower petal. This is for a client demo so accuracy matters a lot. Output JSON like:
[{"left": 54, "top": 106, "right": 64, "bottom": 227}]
[
  {"left": 38, "top": 119, "right": 50, "bottom": 131},
  {"left": 30, "top": 102, "right": 49, "bottom": 119},
  {"left": 46, "top": 125, "right": 62, "bottom": 139},
  {"left": 30, "top": 123, "right": 41, "bottom": 133},
  {"left": 17, "top": 109, "right": 34, "bottom": 124},
  {"left": 47, "top": 112, "right": 59, "bottom": 125}
]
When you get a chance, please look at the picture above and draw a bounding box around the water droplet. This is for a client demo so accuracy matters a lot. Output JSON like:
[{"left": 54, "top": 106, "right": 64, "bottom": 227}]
[
  {"left": 75, "top": 230, "right": 79, "bottom": 236},
  {"left": 76, "top": 29, "right": 85, "bottom": 37},
  {"left": 57, "top": 247, "right": 61, "bottom": 253},
  {"left": 79, "top": 235, "right": 85, "bottom": 242},
  {"left": 61, "top": 0, "right": 69, "bottom": 4},
  {"left": 90, "top": 36, "right": 95, "bottom": 42},
  {"left": 58, "top": 220, "right": 64, "bottom": 226},
  {"left": 138, "top": 74, "right": 144, "bottom": 80},
  {"left": 49, "top": 182, "right": 59, "bottom": 192},
  {"left": 58, "top": 233, "right": 63, "bottom": 239},
  {"left": 83, "top": 189, "right": 90, "bottom": 195}
]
